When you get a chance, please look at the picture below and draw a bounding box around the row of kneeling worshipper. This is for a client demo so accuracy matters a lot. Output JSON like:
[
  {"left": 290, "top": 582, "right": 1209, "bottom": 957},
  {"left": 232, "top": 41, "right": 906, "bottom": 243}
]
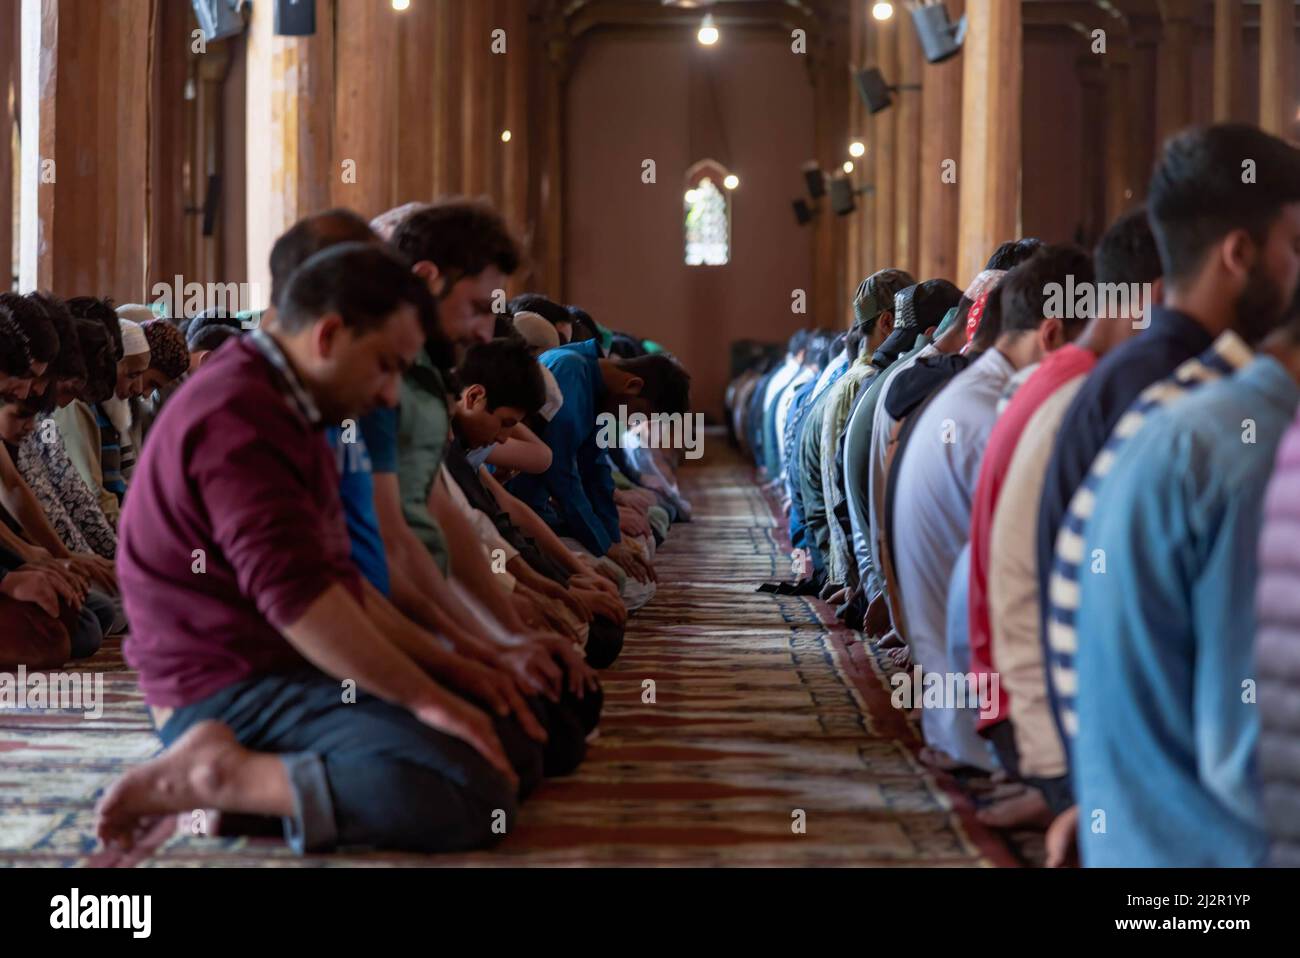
[
  {"left": 0, "top": 198, "right": 693, "bottom": 854},
  {"left": 727, "top": 122, "right": 1300, "bottom": 868}
]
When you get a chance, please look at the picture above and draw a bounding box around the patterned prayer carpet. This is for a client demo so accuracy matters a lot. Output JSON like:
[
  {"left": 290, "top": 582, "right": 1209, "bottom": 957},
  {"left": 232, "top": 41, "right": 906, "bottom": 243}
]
[{"left": 0, "top": 439, "right": 1023, "bottom": 867}]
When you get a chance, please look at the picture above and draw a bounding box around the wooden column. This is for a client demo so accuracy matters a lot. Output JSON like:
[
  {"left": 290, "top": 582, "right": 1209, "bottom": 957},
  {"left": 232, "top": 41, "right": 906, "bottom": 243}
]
[
  {"left": 333, "top": 0, "right": 399, "bottom": 219},
  {"left": 244, "top": 0, "right": 334, "bottom": 308},
  {"left": 894, "top": 9, "right": 921, "bottom": 277},
  {"left": 501, "top": 0, "right": 531, "bottom": 274},
  {"left": 1260, "top": 0, "right": 1297, "bottom": 136},
  {"left": 395, "top": 0, "right": 438, "bottom": 204},
  {"left": 1155, "top": 0, "right": 1195, "bottom": 145},
  {"left": 812, "top": 21, "right": 850, "bottom": 327},
  {"left": 461, "top": 0, "right": 492, "bottom": 198},
  {"left": 956, "top": 0, "right": 1020, "bottom": 288},
  {"left": 871, "top": 13, "right": 897, "bottom": 268},
  {"left": 1, "top": 0, "right": 18, "bottom": 289},
  {"left": 1077, "top": 56, "right": 1106, "bottom": 245},
  {"left": 919, "top": 0, "right": 962, "bottom": 283},
  {"left": 844, "top": 0, "right": 864, "bottom": 301},
  {"left": 1212, "top": 0, "right": 1244, "bottom": 122},
  {"left": 1128, "top": 23, "right": 1160, "bottom": 203},
  {"left": 1104, "top": 45, "right": 1134, "bottom": 223},
  {"left": 432, "top": 0, "right": 464, "bottom": 196},
  {"left": 536, "top": 25, "right": 569, "bottom": 298},
  {"left": 20, "top": 0, "right": 154, "bottom": 301}
]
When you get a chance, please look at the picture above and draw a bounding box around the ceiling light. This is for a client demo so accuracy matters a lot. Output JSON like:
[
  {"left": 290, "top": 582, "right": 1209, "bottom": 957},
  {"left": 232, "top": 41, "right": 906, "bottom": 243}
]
[
  {"left": 697, "top": 13, "right": 719, "bottom": 46},
  {"left": 723, "top": 174, "right": 739, "bottom": 190},
  {"left": 843, "top": 161, "right": 855, "bottom": 174},
  {"left": 872, "top": 2, "right": 894, "bottom": 21},
  {"left": 849, "top": 140, "right": 866, "bottom": 158}
]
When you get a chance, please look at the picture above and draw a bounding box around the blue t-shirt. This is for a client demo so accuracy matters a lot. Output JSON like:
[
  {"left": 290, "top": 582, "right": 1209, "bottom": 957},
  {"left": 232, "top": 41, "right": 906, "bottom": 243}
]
[
  {"left": 360, "top": 407, "right": 399, "bottom": 473},
  {"left": 326, "top": 423, "right": 390, "bottom": 596}
]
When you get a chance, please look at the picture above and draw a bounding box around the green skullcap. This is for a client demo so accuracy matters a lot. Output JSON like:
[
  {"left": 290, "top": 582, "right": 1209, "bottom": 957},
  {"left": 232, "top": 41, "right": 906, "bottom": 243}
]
[{"left": 853, "top": 268, "right": 917, "bottom": 328}]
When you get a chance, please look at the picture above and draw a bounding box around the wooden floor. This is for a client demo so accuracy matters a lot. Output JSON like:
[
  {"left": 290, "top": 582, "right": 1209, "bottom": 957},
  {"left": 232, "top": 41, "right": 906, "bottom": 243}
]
[{"left": 0, "top": 437, "right": 1024, "bottom": 867}]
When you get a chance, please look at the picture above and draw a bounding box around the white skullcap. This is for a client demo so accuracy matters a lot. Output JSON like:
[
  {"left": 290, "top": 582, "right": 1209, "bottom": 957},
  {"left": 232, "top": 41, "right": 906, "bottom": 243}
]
[
  {"left": 116, "top": 303, "right": 156, "bottom": 325},
  {"left": 119, "top": 319, "right": 150, "bottom": 357},
  {"left": 512, "top": 311, "right": 560, "bottom": 353}
]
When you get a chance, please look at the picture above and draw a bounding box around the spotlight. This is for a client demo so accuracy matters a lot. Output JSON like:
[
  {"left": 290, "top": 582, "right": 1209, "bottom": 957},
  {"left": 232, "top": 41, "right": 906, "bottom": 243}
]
[
  {"left": 697, "top": 13, "right": 719, "bottom": 46},
  {"left": 793, "top": 199, "right": 814, "bottom": 226},
  {"left": 802, "top": 161, "right": 826, "bottom": 199},
  {"left": 392, "top": 0, "right": 410, "bottom": 11},
  {"left": 849, "top": 140, "right": 866, "bottom": 158},
  {"left": 872, "top": 2, "right": 894, "bottom": 20},
  {"left": 910, "top": 1, "right": 967, "bottom": 65},
  {"left": 843, "top": 161, "right": 855, "bottom": 174},
  {"left": 723, "top": 173, "right": 739, "bottom": 190},
  {"left": 500, "top": 129, "right": 512, "bottom": 143}
]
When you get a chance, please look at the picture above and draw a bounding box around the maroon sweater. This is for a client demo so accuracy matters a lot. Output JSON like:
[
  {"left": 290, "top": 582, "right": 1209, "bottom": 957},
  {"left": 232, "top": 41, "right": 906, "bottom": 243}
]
[{"left": 118, "top": 335, "right": 361, "bottom": 708}]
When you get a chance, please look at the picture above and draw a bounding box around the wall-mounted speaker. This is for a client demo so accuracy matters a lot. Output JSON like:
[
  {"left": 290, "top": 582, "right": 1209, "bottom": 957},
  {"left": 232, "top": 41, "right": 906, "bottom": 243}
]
[
  {"left": 190, "top": 0, "right": 243, "bottom": 41},
  {"left": 829, "top": 177, "right": 856, "bottom": 216},
  {"left": 802, "top": 162, "right": 826, "bottom": 200},
  {"left": 793, "top": 199, "right": 814, "bottom": 226},
  {"left": 275, "top": 0, "right": 316, "bottom": 36},
  {"left": 854, "top": 68, "right": 892, "bottom": 115}
]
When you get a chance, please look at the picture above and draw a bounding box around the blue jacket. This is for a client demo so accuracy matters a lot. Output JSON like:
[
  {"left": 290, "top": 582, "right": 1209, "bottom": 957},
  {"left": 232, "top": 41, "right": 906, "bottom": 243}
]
[{"left": 508, "top": 340, "right": 621, "bottom": 556}]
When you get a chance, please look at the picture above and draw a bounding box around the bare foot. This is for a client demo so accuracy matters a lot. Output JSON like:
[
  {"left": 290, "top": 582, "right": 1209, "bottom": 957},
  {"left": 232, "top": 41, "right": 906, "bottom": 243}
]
[
  {"left": 1045, "top": 805, "right": 1080, "bottom": 867},
  {"left": 879, "top": 630, "right": 904, "bottom": 650},
  {"left": 886, "top": 646, "right": 911, "bottom": 669},
  {"left": 95, "top": 721, "right": 287, "bottom": 851},
  {"left": 827, "top": 586, "right": 850, "bottom": 607},
  {"left": 976, "top": 787, "right": 1053, "bottom": 829},
  {"left": 917, "top": 746, "right": 965, "bottom": 771}
]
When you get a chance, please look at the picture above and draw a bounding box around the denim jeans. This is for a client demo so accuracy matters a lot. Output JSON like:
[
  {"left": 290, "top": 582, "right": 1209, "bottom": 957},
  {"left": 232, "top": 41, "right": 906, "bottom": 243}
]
[{"left": 158, "top": 668, "right": 594, "bottom": 854}]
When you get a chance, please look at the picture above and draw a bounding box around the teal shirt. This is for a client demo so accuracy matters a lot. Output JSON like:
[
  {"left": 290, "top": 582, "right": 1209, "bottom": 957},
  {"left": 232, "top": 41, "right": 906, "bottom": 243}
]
[{"left": 395, "top": 351, "right": 451, "bottom": 574}]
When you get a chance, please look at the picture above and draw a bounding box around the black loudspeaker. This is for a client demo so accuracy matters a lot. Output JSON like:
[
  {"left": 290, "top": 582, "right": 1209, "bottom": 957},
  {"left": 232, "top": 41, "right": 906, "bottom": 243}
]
[
  {"left": 912, "top": 2, "right": 967, "bottom": 64},
  {"left": 275, "top": 0, "right": 316, "bottom": 36},
  {"left": 802, "top": 162, "right": 826, "bottom": 199},
  {"left": 190, "top": 0, "right": 243, "bottom": 41},
  {"left": 855, "top": 68, "right": 892, "bottom": 115},
  {"left": 793, "top": 199, "right": 814, "bottom": 226},
  {"left": 830, "top": 177, "right": 856, "bottom": 216}
]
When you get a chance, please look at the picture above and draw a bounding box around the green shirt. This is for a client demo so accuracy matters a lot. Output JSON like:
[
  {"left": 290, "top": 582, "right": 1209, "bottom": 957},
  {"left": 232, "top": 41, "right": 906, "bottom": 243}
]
[{"left": 395, "top": 351, "right": 452, "bottom": 574}]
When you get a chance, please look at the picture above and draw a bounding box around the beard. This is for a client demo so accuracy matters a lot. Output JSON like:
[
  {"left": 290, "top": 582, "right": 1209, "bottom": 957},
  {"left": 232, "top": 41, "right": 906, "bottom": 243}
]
[{"left": 1233, "top": 263, "right": 1291, "bottom": 347}]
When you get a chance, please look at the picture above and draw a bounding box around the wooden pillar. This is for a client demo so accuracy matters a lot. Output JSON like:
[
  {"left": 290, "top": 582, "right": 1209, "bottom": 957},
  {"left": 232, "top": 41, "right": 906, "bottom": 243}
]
[
  {"left": 536, "top": 26, "right": 569, "bottom": 298},
  {"left": 501, "top": 0, "right": 530, "bottom": 292},
  {"left": 245, "top": 0, "right": 334, "bottom": 309},
  {"left": 1128, "top": 24, "right": 1160, "bottom": 203},
  {"left": 1077, "top": 56, "right": 1106, "bottom": 245},
  {"left": 1, "top": 0, "right": 18, "bottom": 289},
  {"left": 871, "top": 13, "right": 897, "bottom": 268},
  {"left": 1155, "top": 0, "right": 1195, "bottom": 145},
  {"left": 1104, "top": 46, "right": 1134, "bottom": 223},
  {"left": 956, "top": 0, "right": 1020, "bottom": 288},
  {"left": 432, "top": 0, "right": 464, "bottom": 196},
  {"left": 1260, "top": 0, "right": 1297, "bottom": 136},
  {"left": 812, "top": 22, "right": 850, "bottom": 327},
  {"left": 894, "top": 9, "right": 921, "bottom": 277},
  {"left": 395, "top": 0, "right": 438, "bottom": 204},
  {"left": 461, "top": 0, "right": 492, "bottom": 198},
  {"left": 20, "top": 0, "right": 154, "bottom": 301},
  {"left": 844, "top": 0, "right": 864, "bottom": 302},
  {"left": 919, "top": 0, "right": 962, "bottom": 283},
  {"left": 333, "top": 0, "right": 399, "bottom": 219},
  {"left": 1212, "top": 0, "right": 1244, "bottom": 122}
]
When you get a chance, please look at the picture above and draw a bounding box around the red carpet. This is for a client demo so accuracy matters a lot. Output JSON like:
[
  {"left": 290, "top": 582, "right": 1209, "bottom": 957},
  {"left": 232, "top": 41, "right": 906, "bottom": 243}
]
[{"left": 0, "top": 440, "right": 1020, "bottom": 866}]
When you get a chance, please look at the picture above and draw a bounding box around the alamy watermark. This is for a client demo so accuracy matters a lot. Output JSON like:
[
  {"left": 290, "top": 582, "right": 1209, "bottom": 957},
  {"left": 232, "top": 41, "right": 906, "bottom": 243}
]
[
  {"left": 149, "top": 275, "right": 261, "bottom": 324},
  {"left": 1043, "top": 275, "right": 1154, "bottom": 329},
  {"left": 595, "top": 405, "right": 705, "bottom": 460},
  {"left": 889, "top": 664, "right": 1000, "bottom": 721},
  {"left": 0, "top": 665, "right": 104, "bottom": 719}
]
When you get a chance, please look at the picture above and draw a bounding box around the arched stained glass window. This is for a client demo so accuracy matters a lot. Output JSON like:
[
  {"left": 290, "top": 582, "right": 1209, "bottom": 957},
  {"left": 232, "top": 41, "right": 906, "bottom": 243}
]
[{"left": 684, "top": 160, "right": 731, "bottom": 266}]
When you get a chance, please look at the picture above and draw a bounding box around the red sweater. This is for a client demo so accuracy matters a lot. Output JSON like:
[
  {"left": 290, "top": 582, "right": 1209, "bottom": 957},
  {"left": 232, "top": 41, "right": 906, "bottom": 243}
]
[
  {"left": 118, "top": 336, "right": 361, "bottom": 708},
  {"left": 966, "top": 343, "right": 1096, "bottom": 731}
]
